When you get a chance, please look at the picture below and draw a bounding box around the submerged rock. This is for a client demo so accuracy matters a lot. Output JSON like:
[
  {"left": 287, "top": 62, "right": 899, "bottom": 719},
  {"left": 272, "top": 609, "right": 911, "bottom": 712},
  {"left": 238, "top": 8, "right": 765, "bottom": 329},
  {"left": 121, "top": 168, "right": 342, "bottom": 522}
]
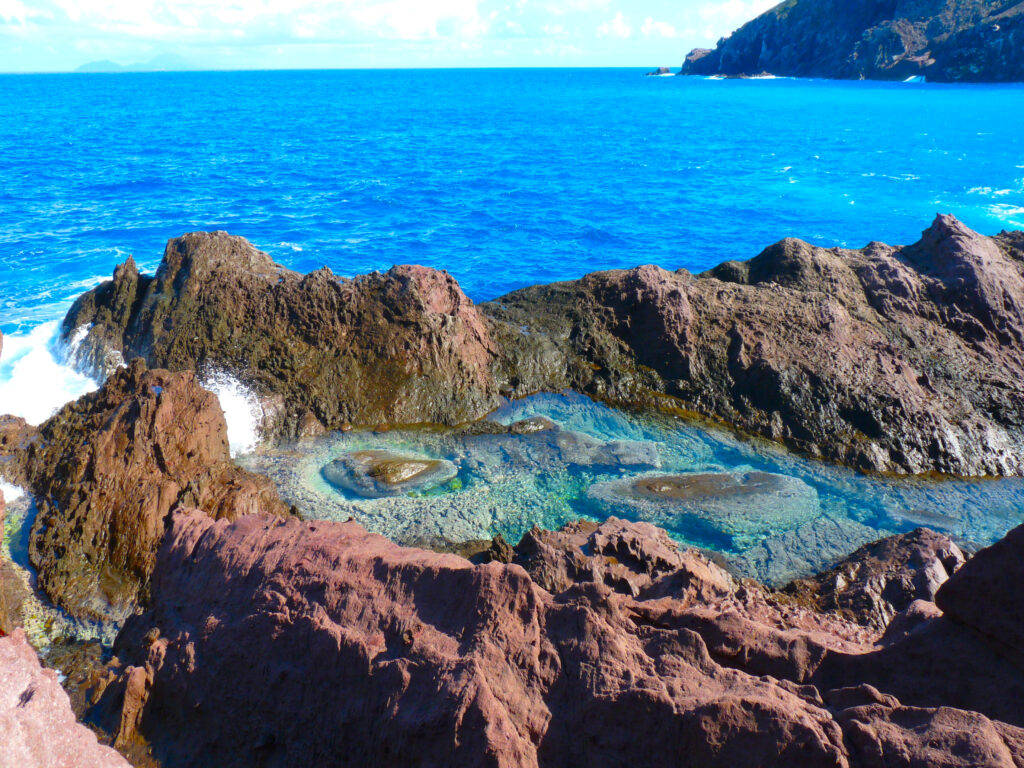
[
  {"left": 321, "top": 449, "right": 458, "bottom": 497},
  {"left": 0, "top": 629, "right": 130, "bottom": 768},
  {"left": 587, "top": 470, "right": 819, "bottom": 551},
  {"left": 91, "top": 512, "right": 1024, "bottom": 768}
]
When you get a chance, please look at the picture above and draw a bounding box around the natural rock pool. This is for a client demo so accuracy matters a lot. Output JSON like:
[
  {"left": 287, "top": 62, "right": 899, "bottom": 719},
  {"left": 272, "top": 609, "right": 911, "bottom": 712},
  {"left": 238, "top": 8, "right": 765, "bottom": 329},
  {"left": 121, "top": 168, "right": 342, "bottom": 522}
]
[{"left": 238, "top": 392, "right": 1024, "bottom": 585}]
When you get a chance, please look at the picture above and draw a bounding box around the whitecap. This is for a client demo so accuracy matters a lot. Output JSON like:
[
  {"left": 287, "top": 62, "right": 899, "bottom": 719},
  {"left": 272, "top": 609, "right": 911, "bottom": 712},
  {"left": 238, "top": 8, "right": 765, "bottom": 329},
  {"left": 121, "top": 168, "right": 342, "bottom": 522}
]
[
  {"left": 0, "top": 481, "right": 24, "bottom": 503},
  {"left": 200, "top": 370, "right": 263, "bottom": 457},
  {"left": 0, "top": 321, "right": 98, "bottom": 425}
]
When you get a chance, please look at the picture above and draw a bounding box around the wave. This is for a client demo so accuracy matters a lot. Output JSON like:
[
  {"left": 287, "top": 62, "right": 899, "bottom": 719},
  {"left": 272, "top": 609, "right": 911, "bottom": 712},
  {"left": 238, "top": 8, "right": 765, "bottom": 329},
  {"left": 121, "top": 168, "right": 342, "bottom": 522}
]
[
  {"left": 200, "top": 370, "right": 264, "bottom": 457},
  {"left": 0, "top": 321, "right": 98, "bottom": 425}
]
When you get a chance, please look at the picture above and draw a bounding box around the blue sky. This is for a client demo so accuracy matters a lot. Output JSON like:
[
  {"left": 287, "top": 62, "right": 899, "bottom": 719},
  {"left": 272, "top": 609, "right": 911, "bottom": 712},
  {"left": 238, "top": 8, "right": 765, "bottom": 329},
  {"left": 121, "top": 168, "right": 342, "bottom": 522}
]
[{"left": 0, "top": 0, "right": 776, "bottom": 72}]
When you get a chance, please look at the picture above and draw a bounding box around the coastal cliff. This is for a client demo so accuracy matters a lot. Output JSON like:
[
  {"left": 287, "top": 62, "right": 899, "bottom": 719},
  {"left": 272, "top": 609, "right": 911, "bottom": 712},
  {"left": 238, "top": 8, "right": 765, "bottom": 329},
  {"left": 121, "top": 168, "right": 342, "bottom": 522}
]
[
  {"left": 680, "top": 0, "right": 1024, "bottom": 82},
  {"left": 63, "top": 215, "right": 1024, "bottom": 477}
]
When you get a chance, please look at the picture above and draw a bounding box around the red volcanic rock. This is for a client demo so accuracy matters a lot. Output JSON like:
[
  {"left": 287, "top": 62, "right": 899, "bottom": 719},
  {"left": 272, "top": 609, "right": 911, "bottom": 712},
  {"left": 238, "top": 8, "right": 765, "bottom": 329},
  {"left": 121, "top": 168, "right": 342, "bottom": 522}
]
[
  {"left": 489, "top": 215, "right": 1024, "bottom": 476},
  {"left": 23, "top": 359, "right": 291, "bottom": 621},
  {"left": 0, "top": 414, "right": 37, "bottom": 487},
  {"left": 63, "top": 232, "right": 500, "bottom": 436},
  {"left": 935, "top": 523, "right": 1024, "bottom": 662},
  {"left": 94, "top": 514, "right": 1024, "bottom": 768},
  {"left": 784, "top": 528, "right": 966, "bottom": 632},
  {"left": 0, "top": 629, "right": 130, "bottom": 768}
]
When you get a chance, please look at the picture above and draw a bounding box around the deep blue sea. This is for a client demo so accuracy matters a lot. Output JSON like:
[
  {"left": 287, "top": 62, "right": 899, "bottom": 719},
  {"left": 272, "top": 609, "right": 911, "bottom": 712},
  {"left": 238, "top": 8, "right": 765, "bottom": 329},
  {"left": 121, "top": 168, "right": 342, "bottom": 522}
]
[{"left": 1, "top": 68, "right": 1023, "bottom": 421}]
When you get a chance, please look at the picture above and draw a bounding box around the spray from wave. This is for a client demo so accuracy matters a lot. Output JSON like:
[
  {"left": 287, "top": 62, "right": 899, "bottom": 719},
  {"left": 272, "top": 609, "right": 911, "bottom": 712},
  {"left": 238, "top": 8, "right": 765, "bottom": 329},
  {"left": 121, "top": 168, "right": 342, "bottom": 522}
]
[
  {"left": 0, "top": 321, "right": 98, "bottom": 425},
  {"left": 200, "top": 370, "right": 264, "bottom": 457}
]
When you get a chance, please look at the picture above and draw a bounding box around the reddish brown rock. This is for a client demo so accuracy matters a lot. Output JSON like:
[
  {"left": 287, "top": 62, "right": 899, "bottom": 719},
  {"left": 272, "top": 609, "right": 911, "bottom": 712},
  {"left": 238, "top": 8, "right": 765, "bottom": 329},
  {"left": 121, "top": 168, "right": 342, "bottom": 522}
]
[
  {"left": 93, "top": 513, "right": 1024, "bottom": 768},
  {"left": 0, "top": 488, "right": 28, "bottom": 635},
  {"left": 785, "top": 528, "right": 966, "bottom": 632},
  {"left": 490, "top": 215, "right": 1024, "bottom": 475},
  {"left": 22, "top": 358, "right": 291, "bottom": 621},
  {"left": 63, "top": 232, "right": 500, "bottom": 437},
  {"left": 0, "top": 628, "right": 130, "bottom": 768},
  {"left": 935, "top": 522, "right": 1024, "bottom": 663}
]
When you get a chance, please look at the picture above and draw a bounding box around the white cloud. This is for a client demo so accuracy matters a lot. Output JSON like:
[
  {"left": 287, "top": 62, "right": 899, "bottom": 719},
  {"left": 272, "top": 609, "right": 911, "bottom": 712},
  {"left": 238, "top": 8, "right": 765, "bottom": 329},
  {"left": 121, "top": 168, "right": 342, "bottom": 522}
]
[
  {"left": 641, "top": 17, "right": 677, "bottom": 38},
  {"left": 697, "top": 0, "right": 776, "bottom": 28},
  {"left": 596, "top": 11, "right": 630, "bottom": 38}
]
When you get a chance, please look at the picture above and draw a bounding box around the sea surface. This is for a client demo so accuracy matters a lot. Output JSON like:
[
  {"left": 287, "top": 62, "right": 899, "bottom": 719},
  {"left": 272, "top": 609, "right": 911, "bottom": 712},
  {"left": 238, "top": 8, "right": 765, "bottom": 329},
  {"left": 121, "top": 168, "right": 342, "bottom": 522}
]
[{"left": 2, "top": 69, "right": 1024, "bottom": 589}]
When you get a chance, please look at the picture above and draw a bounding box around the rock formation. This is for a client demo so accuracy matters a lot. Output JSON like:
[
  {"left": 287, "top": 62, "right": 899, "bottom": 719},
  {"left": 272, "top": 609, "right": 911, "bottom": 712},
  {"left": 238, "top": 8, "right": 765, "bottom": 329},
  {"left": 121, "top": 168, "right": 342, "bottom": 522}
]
[
  {"left": 89, "top": 513, "right": 1024, "bottom": 768},
  {"left": 679, "top": 0, "right": 1024, "bottom": 82},
  {"left": 0, "top": 629, "right": 130, "bottom": 768},
  {"left": 62, "top": 216, "right": 1024, "bottom": 477},
  {"left": 18, "top": 359, "right": 291, "bottom": 622},
  {"left": 63, "top": 232, "right": 500, "bottom": 435}
]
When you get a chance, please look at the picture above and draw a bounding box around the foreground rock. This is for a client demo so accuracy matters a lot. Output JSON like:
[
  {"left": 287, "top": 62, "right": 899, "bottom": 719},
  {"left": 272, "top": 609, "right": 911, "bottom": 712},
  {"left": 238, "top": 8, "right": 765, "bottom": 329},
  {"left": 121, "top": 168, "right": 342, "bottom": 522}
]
[
  {"left": 0, "top": 629, "right": 130, "bottom": 768},
  {"left": 89, "top": 513, "right": 1024, "bottom": 767},
  {"left": 64, "top": 216, "right": 1024, "bottom": 477},
  {"left": 63, "top": 232, "right": 500, "bottom": 435},
  {"left": 20, "top": 359, "right": 290, "bottom": 621},
  {"left": 679, "top": 0, "right": 1024, "bottom": 82},
  {"left": 784, "top": 528, "right": 966, "bottom": 632}
]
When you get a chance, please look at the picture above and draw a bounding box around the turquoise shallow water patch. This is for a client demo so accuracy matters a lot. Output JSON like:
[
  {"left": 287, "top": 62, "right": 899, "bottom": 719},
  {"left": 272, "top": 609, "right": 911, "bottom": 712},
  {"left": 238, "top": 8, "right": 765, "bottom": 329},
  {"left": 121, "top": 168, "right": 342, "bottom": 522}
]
[{"left": 239, "top": 392, "right": 1024, "bottom": 585}]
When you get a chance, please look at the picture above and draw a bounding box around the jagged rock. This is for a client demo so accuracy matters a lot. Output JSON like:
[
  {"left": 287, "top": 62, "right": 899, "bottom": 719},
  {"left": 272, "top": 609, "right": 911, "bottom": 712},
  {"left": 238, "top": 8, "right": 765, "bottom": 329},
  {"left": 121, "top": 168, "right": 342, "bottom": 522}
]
[
  {"left": 21, "top": 359, "right": 291, "bottom": 621},
  {"left": 90, "top": 513, "right": 1024, "bottom": 767},
  {"left": 490, "top": 215, "right": 1024, "bottom": 476},
  {"left": 0, "top": 415, "right": 37, "bottom": 486},
  {"left": 785, "top": 528, "right": 966, "bottom": 632},
  {"left": 63, "top": 216, "right": 1024, "bottom": 477},
  {"left": 63, "top": 232, "right": 500, "bottom": 437},
  {"left": 935, "top": 523, "right": 1024, "bottom": 663},
  {"left": 0, "top": 489, "right": 29, "bottom": 636},
  {"left": 679, "top": 0, "right": 1024, "bottom": 82},
  {"left": 0, "top": 629, "right": 130, "bottom": 768}
]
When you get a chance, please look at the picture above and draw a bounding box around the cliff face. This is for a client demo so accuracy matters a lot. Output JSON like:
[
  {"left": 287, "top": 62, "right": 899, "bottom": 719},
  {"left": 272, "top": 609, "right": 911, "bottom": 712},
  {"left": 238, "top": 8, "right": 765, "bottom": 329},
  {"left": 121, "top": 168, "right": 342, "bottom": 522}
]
[{"left": 680, "top": 0, "right": 1024, "bottom": 82}]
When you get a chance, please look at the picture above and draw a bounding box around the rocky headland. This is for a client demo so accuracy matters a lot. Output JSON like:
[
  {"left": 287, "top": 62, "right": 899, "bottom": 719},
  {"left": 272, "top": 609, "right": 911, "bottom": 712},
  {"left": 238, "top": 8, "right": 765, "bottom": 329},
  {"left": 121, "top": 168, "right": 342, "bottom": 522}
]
[
  {"left": 4, "top": 215, "right": 1024, "bottom": 765},
  {"left": 679, "top": 0, "right": 1024, "bottom": 82},
  {"left": 64, "top": 215, "right": 1024, "bottom": 476}
]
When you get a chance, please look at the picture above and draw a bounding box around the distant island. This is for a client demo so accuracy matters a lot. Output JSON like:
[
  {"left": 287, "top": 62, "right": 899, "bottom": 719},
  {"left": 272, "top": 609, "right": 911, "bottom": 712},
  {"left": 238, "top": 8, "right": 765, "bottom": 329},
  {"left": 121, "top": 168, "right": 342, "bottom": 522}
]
[
  {"left": 74, "top": 54, "right": 195, "bottom": 73},
  {"left": 677, "top": 0, "right": 1024, "bottom": 82}
]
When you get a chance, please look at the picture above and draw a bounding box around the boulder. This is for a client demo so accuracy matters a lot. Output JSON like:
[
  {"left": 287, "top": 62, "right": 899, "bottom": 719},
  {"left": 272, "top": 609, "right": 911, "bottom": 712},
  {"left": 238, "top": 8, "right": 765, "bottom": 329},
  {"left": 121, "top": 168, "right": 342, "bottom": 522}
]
[
  {"left": 321, "top": 449, "right": 458, "bottom": 497},
  {"left": 0, "top": 629, "right": 130, "bottom": 768},
  {"left": 22, "top": 359, "right": 291, "bottom": 621}
]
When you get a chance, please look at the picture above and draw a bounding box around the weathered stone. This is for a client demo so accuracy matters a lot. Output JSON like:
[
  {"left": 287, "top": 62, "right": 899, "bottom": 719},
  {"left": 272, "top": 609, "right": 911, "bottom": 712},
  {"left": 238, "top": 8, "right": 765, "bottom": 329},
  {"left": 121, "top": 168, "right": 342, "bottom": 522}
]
[{"left": 321, "top": 449, "right": 458, "bottom": 497}]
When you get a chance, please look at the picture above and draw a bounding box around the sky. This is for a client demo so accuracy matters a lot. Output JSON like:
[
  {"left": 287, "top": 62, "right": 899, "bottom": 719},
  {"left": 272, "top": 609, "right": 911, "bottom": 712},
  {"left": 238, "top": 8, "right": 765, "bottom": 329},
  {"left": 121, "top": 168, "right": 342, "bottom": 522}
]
[{"left": 0, "top": 0, "right": 778, "bottom": 72}]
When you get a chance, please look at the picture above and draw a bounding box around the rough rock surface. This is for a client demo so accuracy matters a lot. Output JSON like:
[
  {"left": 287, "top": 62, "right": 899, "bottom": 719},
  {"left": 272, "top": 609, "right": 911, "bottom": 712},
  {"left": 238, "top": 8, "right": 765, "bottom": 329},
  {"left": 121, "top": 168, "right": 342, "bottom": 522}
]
[
  {"left": 63, "top": 232, "right": 500, "bottom": 436},
  {"left": 679, "top": 0, "right": 1024, "bottom": 82},
  {"left": 0, "top": 489, "right": 29, "bottom": 636},
  {"left": 0, "top": 629, "right": 130, "bottom": 768},
  {"left": 20, "top": 359, "right": 291, "bottom": 621},
  {"left": 935, "top": 523, "right": 1024, "bottom": 663},
  {"left": 785, "top": 528, "right": 966, "bottom": 632},
  {"left": 63, "top": 216, "right": 1024, "bottom": 477},
  {"left": 490, "top": 215, "right": 1024, "bottom": 476},
  {"left": 91, "top": 513, "right": 1024, "bottom": 768}
]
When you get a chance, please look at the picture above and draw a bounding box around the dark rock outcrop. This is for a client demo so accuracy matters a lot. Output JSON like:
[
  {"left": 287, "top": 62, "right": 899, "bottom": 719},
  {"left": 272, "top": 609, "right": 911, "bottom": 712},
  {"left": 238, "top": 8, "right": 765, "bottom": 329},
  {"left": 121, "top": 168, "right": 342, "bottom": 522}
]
[
  {"left": 490, "top": 215, "right": 1024, "bottom": 476},
  {"left": 90, "top": 513, "right": 1024, "bottom": 768},
  {"left": 785, "top": 528, "right": 966, "bottom": 632},
  {"left": 63, "top": 216, "right": 1024, "bottom": 477},
  {"left": 63, "top": 232, "right": 500, "bottom": 437},
  {"left": 679, "top": 0, "right": 1024, "bottom": 82},
  {"left": 0, "top": 629, "right": 130, "bottom": 767},
  {"left": 20, "top": 359, "right": 291, "bottom": 621}
]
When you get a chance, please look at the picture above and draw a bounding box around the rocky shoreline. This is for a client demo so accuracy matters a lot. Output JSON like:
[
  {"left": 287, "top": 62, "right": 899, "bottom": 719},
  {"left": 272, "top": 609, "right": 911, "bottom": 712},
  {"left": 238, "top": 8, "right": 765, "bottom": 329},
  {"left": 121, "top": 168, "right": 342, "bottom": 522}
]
[
  {"left": 3, "top": 216, "right": 1024, "bottom": 765},
  {"left": 678, "top": 0, "right": 1024, "bottom": 82}
]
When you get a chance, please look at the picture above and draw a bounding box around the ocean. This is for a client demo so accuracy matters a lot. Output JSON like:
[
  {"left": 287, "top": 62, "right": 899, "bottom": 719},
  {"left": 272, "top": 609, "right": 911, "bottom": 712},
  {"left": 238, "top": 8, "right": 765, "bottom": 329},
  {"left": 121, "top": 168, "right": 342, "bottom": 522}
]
[{"left": 1, "top": 68, "right": 1023, "bottom": 422}]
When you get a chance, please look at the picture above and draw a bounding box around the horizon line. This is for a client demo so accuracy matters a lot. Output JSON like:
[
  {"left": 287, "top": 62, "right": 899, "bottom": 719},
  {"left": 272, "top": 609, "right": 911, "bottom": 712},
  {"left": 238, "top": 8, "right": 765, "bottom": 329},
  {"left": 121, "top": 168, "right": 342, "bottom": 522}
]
[{"left": 0, "top": 64, "right": 672, "bottom": 76}]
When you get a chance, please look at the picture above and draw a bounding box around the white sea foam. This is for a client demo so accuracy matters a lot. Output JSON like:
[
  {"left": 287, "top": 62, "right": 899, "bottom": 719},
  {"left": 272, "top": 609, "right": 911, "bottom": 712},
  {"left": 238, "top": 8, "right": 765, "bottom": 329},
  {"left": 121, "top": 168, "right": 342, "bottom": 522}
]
[
  {"left": 0, "top": 321, "right": 98, "bottom": 425},
  {"left": 0, "top": 480, "right": 24, "bottom": 503},
  {"left": 201, "top": 371, "right": 263, "bottom": 457}
]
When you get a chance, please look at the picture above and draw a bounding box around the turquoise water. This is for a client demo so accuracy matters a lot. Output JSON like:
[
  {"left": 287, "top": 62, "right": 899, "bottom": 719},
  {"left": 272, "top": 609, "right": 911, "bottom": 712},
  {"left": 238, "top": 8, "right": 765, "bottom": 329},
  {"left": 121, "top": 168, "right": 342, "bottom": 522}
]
[
  {"left": 2, "top": 69, "right": 1023, "bottom": 578},
  {"left": 240, "top": 393, "right": 1024, "bottom": 585}
]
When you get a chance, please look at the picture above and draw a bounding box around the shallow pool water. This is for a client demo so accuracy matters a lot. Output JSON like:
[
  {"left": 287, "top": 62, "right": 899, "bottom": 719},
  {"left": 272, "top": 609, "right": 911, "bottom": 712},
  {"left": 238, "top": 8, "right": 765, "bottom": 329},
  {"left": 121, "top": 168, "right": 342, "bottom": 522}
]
[{"left": 239, "top": 392, "right": 1024, "bottom": 585}]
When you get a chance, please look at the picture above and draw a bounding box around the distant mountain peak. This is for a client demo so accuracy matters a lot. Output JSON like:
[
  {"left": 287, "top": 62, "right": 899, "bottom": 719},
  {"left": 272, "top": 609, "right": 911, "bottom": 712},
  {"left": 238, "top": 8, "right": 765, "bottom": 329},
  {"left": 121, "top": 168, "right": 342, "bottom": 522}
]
[{"left": 74, "top": 54, "right": 195, "bottom": 73}]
